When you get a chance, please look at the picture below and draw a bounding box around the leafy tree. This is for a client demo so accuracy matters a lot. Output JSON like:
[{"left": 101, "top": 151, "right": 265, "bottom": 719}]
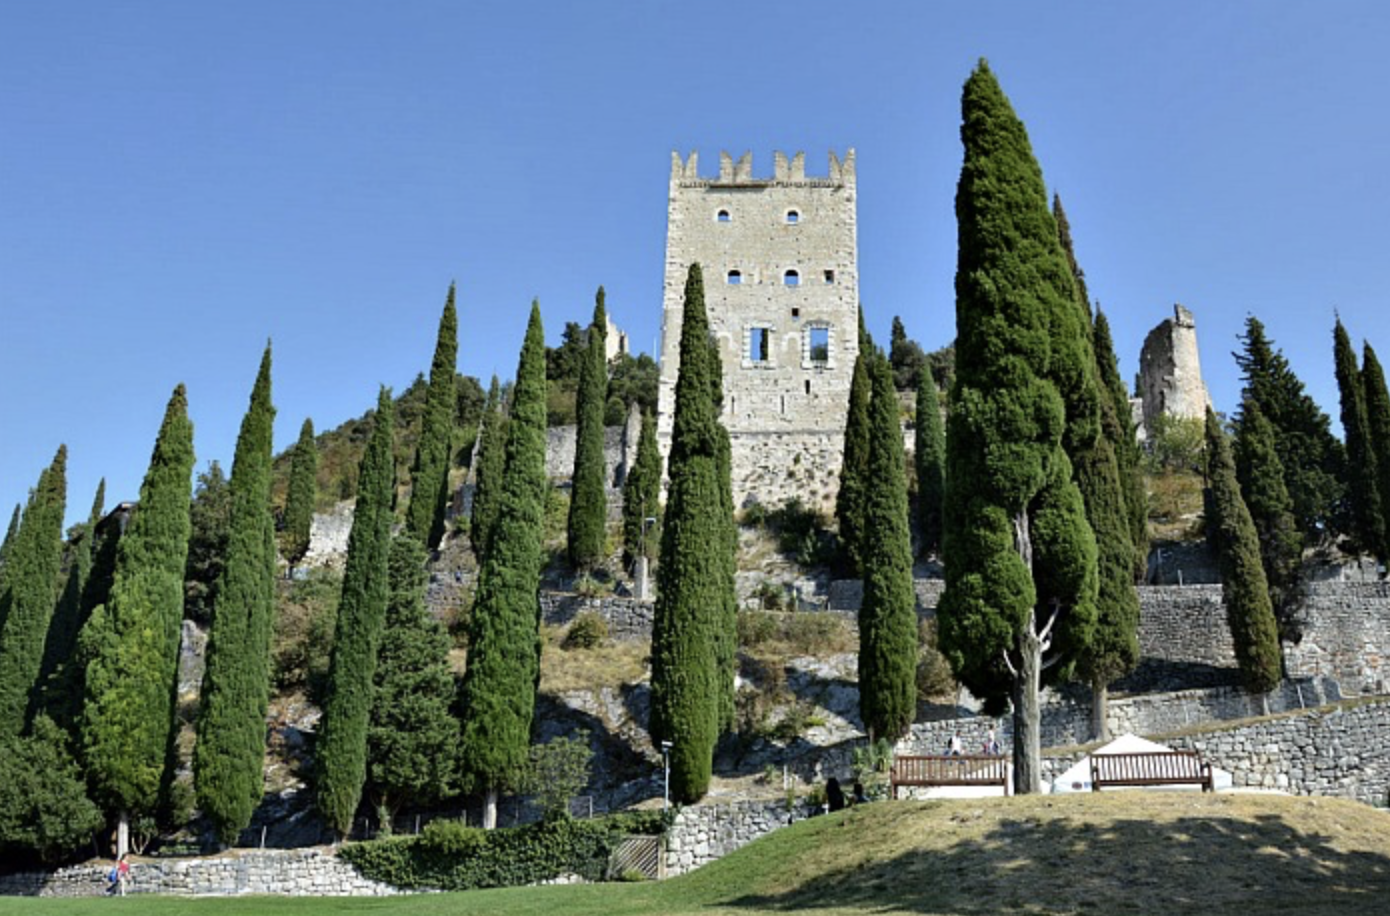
[
  {"left": 915, "top": 367, "right": 945, "bottom": 557},
  {"left": 0, "top": 445, "right": 67, "bottom": 737},
  {"left": 317, "top": 387, "right": 396, "bottom": 838},
  {"left": 195, "top": 346, "right": 277, "bottom": 846},
  {"left": 568, "top": 288, "right": 609, "bottom": 570},
  {"left": 83, "top": 384, "right": 195, "bottom": 853},
  {"left": 0, "top": 715, "right": 103, "bottom": 862},
  {"left": 889, "top": 315, "right": 927, "bottom": 391},
  {"left": 1235, "top": 315, "right": 1345, "bottom": 541},
  {"left": 605, "top": 352, "right": 659, "bottom": 425},
  {"left": 1205, "top": 408, "right": 1282, "bottom": 698},
  {"left": 650, "top": 264, "right": 727, "bottom": 803},
  {"left": 405, "top": 285, "right": 459, "bottom": 549},
  {"left": 937, "top": 61, "right": 1098, "bottom": 794},
  {"left": 280, "top": 418, "right": 318, "bottom": 575},
  {"left": 458, "top": 302, "right": 549, "bottom": 829},
  {"left": 1095, "top": 309, "right": 1148, "bottom": 579},
  {"left": 545, "top": 321, "right": 587, "bottom": 427},
  {"left": 367, "top": 536, "right": 457, "bottom": 822},
  {"left": 858, "top": 357, "right": 918, "bottom": 740},
  {"left": 621, "top": 410, "right": 661, "bottom": 568},
  {"left": 1233, "top": 401, "right": 1303, "bottom": 636},
  {"left": 184, "top": 461, "right": 232, "bottom": 625},
  {"left": 35, "top": 480, "right": 105, "bottom": 732},
  {"left": 522, "top": 732, "right": 592, "bottom": 821},
  {"left": 1363, "top": 343, "right": 1390, "bottom": 563},
  {"left": 1334, "top": 319, "right": 1384, "bottom": 558},
  {"left": 469, "top": 377, "right": 509, "bottom": 565},
  {"left": 836, "top": 311, "right": 873, "bottom": 577}
]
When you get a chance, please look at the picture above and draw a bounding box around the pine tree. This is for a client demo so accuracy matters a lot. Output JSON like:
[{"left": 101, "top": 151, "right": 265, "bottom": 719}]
[
  {"left": 405, "top": 285, "right": 459, "bottom": 550},
  {"left": 1205, "top": 408, "right": 1283, "bottom": 697},
  {"left": 0, "top": 445, "right": 67, "bottom": 736},
  {"left": 836, "top": 313, "right": 873, "bottom": 577},
  {"left": 367, "top": 536, "right": 457, "bottom": 821},
  {"left": 1362, "top": 343, "right": 1390, "bottom": 563},
  {"left": 567, "top": 287, "right": 609, "bottom": 570},
  {"left": 1334, "top": 319, "right": 1384, "bottom": 558},
  {"left": 469, "top": 378, "right": 509, "bottom": 565},
  {"left": 280, "top": 418, "right": 318, "bottom": 575},
  {"left": 83, "top": 385, "right": 195, "bottom": 852},
  {"left": 316, "top": 387, "right": 396, "bottom": 838},
  {"left": 914, "top": 366, "right": 945, "bottom": 557},
  {"left": 35, "top": 479, "right": 105, "bottom": 731},
  {"left": 937, "top": 61, "right": 1098, "bottom": 794},
  {"left": 650, "top": 264, "right": 726, "bottom": 802},
  {"left": 0, "top": 504, "right": 19, "bottom": 576},
  {"left": 458, "top": 302, "right": 549, "bottom": 829},
  {"left": 195, "top": 346, "right": 277, "bottom": 846},
  {"left": 1094, "top": 309, "right": 1148, "bottom": 579},
  {"left": 621, "top": 411, "right": 661, "bottom": 568},
  {"left": 1233, "top": 401, "right": 1303, "bottom": 633},
  {"left": 858, "top": 356, "right": 918, "bottom": 740}
]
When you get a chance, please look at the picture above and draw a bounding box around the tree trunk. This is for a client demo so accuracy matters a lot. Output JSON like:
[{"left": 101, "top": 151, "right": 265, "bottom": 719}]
[
  {"left": 1091, "top": 680, "right": 1110, "bottom": 743},
  {"left": 482, "top": 786, "right": 499, "bottom": 830},
  {"left": 1012, "top": 613, "right": 1044, "bottom": 794},
  {"left": 116, "top": 811, "right": 129, "bottom": 860}
]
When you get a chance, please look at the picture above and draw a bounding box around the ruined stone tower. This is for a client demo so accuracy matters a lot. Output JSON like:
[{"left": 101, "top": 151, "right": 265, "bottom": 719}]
[
  {"left": 656, "top": 150, "right": 859, "bottom": 511},
  {"left": 1136, "top": 303, "right": 1213, "bottom": 438}
]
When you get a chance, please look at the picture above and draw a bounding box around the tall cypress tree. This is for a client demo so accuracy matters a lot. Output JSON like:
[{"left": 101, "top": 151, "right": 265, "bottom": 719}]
[
  {"left": 621, "top": 410, "right": 661, "bottom": 568},
  {"left": 0, "top": 504, "right": 19, "bottom": 577},
  {"left": 1333, "top": 319, "right": 1384, "bottom": 558},
  {"left": 367, "top": 536, "right": 457, "bottom": 822},
  {"left": 469, "top": 377, "right": 509, "bottom": 565},
  {"left": 0, "top": 445, "right": 67, "bottom": 736},
  {"left": 35, "top": 479, "right": 105, "bottom": 731},
  {"left": 316, "top": 387, "right": 396, "bottom": 838},
  {"left": 568, "top": 287, "right": 609, "bottom": 570},
  {"left": 1205, "top": 408, "right": 1282, "bottom": 697},
  {"left": 83, "top": 385, "right": 195, "bottom": 852},
  {"left": 1095, "top": 309, "right": 1148, "bottom": 579},
  {"left": 836, "top": 311, "right": 873, "bottom": 576},
  {"left": 1362, "top": 343, "right": 1390, "bottom": 563},
  {"left": 1233, "top": 401, "right": 1303, "bottom": 634},
  {"left": 650, "top": 264, "right": 725, "bottom": 802},
  {"left": 405, "top": 284, "right": 459, "bottom": 550},
  {"left": 280, "top": 418, "right": 318, "bottom": 576},
  {"left": 709, "top": 332, "right": 737, "bottom": 734},
  {"left": 937, "top": 61, "right": 1097, "bottom": 794},
  {"left": 859, "top": 356, "right": 918, "bottom": 740},
  {"left": 458, "top": 302, "right": 548, "bottom": 829},
  {"left": 195, "top": 345, "right": 277, "bottom": 846},
  {"left": 915, "top": 364, "right": 945, "bottom": 557}
]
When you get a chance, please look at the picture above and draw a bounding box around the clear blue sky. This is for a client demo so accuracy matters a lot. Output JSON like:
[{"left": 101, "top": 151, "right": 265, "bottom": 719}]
[{"left": 5, "top": 1, "right": 1390, "bottom": 526}]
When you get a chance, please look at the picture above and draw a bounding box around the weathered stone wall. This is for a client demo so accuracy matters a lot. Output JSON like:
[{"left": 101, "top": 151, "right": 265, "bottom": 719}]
[
  {"left": 1286, "top": 581, "right": 1390, "bottom": 696},
  {"left": 0, "top": 849, "right": 394, "bottom": 898},
  {"left": 544, "top": 425, "right": 634, "bottom": 487},
  {"left": 539, "top": 592, "right": 654, "bottom": 642},
  {"left": 729, "top": 430, "right": 845, "bottom": 513},
  {"left": 664, "top": 798, "right": 818, "bottom": 877},
  {"left": 302, "top": 502, "right": 355, "bottom": 570},
  {"left": 1135, "top": 585, "right": 1233, "bottom": 668}
]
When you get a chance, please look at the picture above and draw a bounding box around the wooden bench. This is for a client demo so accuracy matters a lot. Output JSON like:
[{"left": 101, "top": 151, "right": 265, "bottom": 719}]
[
  {"left": 1090, "top": 751, "right": 1214, "bottom": 792},
  {"left": 889, "top": 755, "right": 1010, "bottom": 798}
]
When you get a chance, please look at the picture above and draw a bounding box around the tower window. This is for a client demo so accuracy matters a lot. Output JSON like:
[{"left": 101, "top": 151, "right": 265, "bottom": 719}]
[
  {"left": 786, "top": 210, "right": 800, "bottom": 224},
  {"left": 805, "top": 379, "right": 812, "bottom": 395},
  {"left": 784, "top": 269, "right": 800, "bottom": 287},
  {"left": 727, "top": 269, "right": 742, "bottom": 285},
  {"left": 809, "top": 327, "right": 829, "bottom": 364},
  {"left": 824, "top": 269, "right": 836, "bottom": 284},
  {"left": 749, "top": 328, "right": 769, "bottom": 363},
  {"left": 791, "top": 307, "right": 800, "bottom": 319},
  {"left": 717, "top": 209, "right": 731, "bottom": 222}
]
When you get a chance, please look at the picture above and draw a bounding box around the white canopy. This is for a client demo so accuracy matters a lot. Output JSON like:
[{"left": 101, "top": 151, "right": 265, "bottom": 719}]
[{"left": 1049, "top": 733, "right": 1234, "bottom": 794}]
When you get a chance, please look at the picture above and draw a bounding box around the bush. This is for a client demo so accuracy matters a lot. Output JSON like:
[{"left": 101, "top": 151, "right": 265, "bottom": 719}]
[
  {"left": 523, "top": 732, "right": 592, "bottom": 820},
  {"left": 272, "top": 569, "right": 341, "bottom": 693},
  {"left": 0, "top": 718, "right": 104, "bottom": 863},
  {"left": 916, "top": 619, "right": 957, "bottom": 700},
  {"left": 562, "top": 612, "right": 608, "bottom": 650}
]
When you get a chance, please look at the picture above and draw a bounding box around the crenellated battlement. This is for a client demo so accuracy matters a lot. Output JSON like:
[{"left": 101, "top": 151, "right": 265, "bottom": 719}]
[{"left": 669, "top": 149, "right": 855, "bottom": 187}]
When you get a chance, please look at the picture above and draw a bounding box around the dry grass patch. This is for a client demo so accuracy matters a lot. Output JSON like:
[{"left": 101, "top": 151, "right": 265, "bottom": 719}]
[{"left": 539, "top": 626, "right": 649, "bottom": 694}]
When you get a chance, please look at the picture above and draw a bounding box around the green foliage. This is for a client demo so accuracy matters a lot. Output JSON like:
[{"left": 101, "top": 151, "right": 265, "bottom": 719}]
[
  {"left": 1205, "top": 409, "right": 1283, "bottom": 694},
  {"left": 0, "top": 503, "right": 19, "bottom": 576},
  {"left": 858, "top": 358, "right": 918, "bottom": 741},
  {"left": 280, "top": 418, "right": 318, "bottom": 572},
  {"left": 568, "top": 288, "right": 609, "bottom": 570},
  {"left": 194, "top": 345, "right": 278, "bottom": 845},
  {"left": 621, "top": 410, "right": 661, "bottom": 567},
  {"left": 1334, "top": 319, "right": 1384, "bottom": 558},
  {"left": 458, "top": 302, "right": 550, "bottom": 803},
  {"left": 889, "top": 315, "right": 928, "bottom": 391},
  {"left": 35, "top": 479, "right": 105, "bottom": 732},
  {"left": 836, "top": 329, "right": 873, "bottom": 577},
  {"left": 368, "top": 536, "right": 458, "bottom": 819},
  {"left": 317, "top": 387, "right": 396, "bottom": 837},
  {"left": 651, "top": 263, "right": 727, "bottom": 802},
  {"left": 469, "top": 377, "right": 509, "bottom": 565},
  {"left": 1144, "top": 414, "right": 1207, "bottom": 475},
  {"left": 523, "top": 731, "right": 593, "bottom": 820},
  {"left": 851, "top": 737, "right": 895, "bottom": 784},
  {"left": 605, "top": 352, "right": 659, "bottom": 425},
  {"left": 562, "top": 611, "right": 608, "bottom": 650},
  {"left": 1363, "top": 344, "right": 1390, "bottom": 564},
  {"left": 184, "top": 461, "right": 233, "bottom": 625},
  {"left": 83, "top": 384, "right": 196, "bottom": 818},
  {"left": 0, "top": 445, "right": 67, "bottom": 736},
  {"left": 736, "top": 609, "right": 853, "bottom": 656},
  {"left": 916, "top": 618, "right": 958, "bottom": 700},
  {"left": 405, "top": 285, "right": 459, "bottom": 549},
  {"left": 711, "top": 335, "right": 739, "bottom": 735},
  {"left": 272, "top": 568, "right": 340, "bottom": 693},
  {"left": 1094, "top": 309, "right": 1148, "bottom": 577},
  {"left": 915, "top": 369, "right": 946, "bottom": 557},
  {"left": 0, "top": 715, "right": 103, "bottom": 862},
  {"left": 338, "top": 810, "right": 668, "bottom": 890},
  {"left": 1234, "top": 401, "right": 1303, "bottom": 636}
]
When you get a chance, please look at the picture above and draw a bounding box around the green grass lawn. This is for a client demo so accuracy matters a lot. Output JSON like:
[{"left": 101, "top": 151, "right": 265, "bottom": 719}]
[{"left": 10, "top": 793, "right": 1390, "bottom": 916}]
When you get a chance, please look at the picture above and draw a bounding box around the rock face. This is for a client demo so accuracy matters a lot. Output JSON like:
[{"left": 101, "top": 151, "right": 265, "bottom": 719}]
[{"left": 1137, "top": 303, "right": 1212, "bottom": 438}]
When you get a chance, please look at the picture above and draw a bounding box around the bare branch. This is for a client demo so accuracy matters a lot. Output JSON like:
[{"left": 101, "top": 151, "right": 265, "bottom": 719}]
[{"left": 1001, "top": 647, "right": 1019, "bottom": 678}]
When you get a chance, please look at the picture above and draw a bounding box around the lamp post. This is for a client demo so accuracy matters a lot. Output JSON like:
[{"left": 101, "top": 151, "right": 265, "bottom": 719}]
[{"left": 661, "top": 740, "right": 673, "bottom": 809}]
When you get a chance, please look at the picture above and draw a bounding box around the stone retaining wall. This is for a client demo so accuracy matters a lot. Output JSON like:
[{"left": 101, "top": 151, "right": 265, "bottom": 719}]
[
  {"left": 539, "top": 592, "right": 654, "bottom": 641},
  {"left": 1286, "top": 581, "right": 1390, "bottom": 696},
  {"left": 664, "top": 798, "right": 818, "bottom": 877}
]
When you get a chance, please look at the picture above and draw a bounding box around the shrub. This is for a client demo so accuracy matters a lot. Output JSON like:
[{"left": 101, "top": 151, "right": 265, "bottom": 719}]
[
  {"left": 1145, "top": 414, "right": 1206, "bottom": 474},
  {"left": 562, "top": 612, "right": 609, "bottom": 650},
  {"left": 916, "top": 618, "right": 957, "bottom": 700},
  {"left": 523, "top": 731, "right": 592, "bottom": 820}
]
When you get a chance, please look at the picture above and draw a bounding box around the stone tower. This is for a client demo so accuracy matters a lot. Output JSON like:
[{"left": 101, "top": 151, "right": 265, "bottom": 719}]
[
  {"left": 657, "top": 150, "right": 859, "bottom": 511},
  {"left": 1137, "top": 303, "right": 1213, "bottom": 437}
]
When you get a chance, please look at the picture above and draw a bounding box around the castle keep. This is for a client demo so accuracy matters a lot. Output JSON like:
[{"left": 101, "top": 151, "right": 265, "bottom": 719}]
[{"left": 656, "top": 150, "right": 860, "bottom": 510}]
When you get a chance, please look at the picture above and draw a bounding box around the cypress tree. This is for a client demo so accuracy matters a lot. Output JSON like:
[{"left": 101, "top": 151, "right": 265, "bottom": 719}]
[
  {"left": 0, "top": 445, "right": 67, "bottom": 736},
  {"left": 709, "top": 333, "right": 737, "bottom": 734},
  {"left": 915, "top": 365, "right": 945, "bottom": 557},
  {"left": 405, "top": 284, "right": 459, "bottom": 550},
  {"left": 316, "top": 387, "right": 395, "bottom": 838},
  {"left": 194, "top": 345, "right": 277, "bottom": 846},
  {"left": 1205, "top": 408, "right": 1283, "bottom": 697},
  {"left": 0, "top": 504, "right": 19, "bottom": 575},
  {"left": 280, "top": 418, "right": 318, "bottom": 575},
  {"left": 858, "top": 356, "right": 918, "bottom": 740},
  {"left": 469, "top": 378, "right": 509, "bottom": 565},
  {"left": 1095, "top": 309, "right": 1148, "bottom": 579},
  {"left": 83, "top": 385, "right": 195, "bottom": 852},
  {"left": 1362, "top": 343, "right": 1390, "bottom": 563},
  {"left": 367, "top": 536, "right": 457, "bottom": 821},
  {"left": 567, "top": 287, "right": 609, "bottom": 570},
  {"left": 1333, "top": 319, "right": 1384, "bottom": 558},
  {"left": 650, "top": 264, "right": 725, "bottom": 802},
  {"left": 621, "top": 410, "right": 661, "bottom": 568},
  {"left": 458, "top": 302, "right": 549, "bottom": 829},
  {"left": 184, "top": 461, "right": 232, "bottom": 625},
  {"left": 836, "top": 312, "right": 873, "bottom": 576},
  {"left": 1233, "top": 401, "right": 1303, "bottom": 633},
  {"left": 937, "top": 61, "right": 1098, "bottom": 793},
  {"left": 35, "top": 479, "right": 105, "bottom": 731}
]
